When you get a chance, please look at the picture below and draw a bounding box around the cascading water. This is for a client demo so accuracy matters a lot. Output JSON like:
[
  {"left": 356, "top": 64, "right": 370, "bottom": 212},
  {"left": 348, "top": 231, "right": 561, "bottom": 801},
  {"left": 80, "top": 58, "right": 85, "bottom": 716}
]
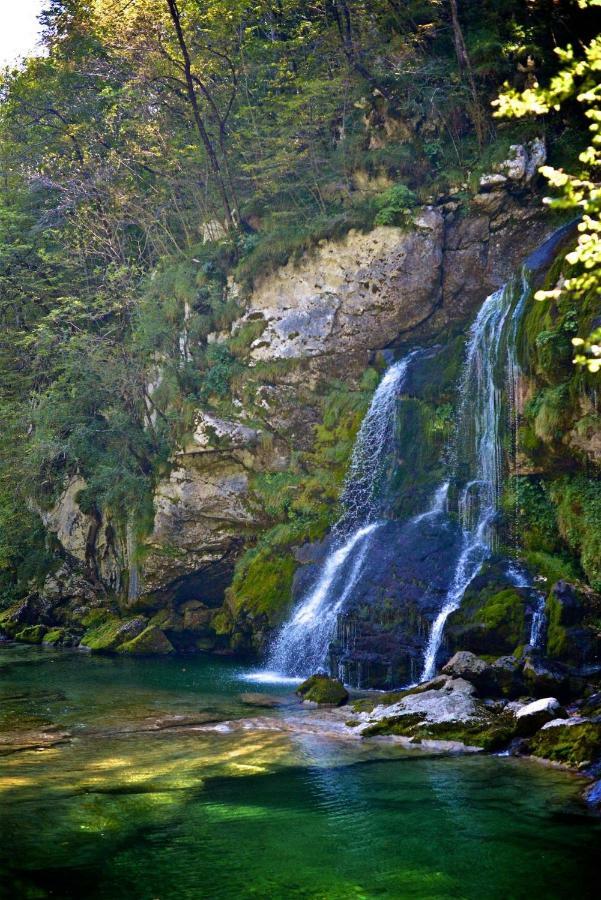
[
  {"left": 255, "top": 225, "right": 573, "bottom": 688},
  {"left": 507, "top": 560, "right": 547, "bottom": 649},
  {"left": 266, "top": 351, "right": 421, "bottom": 678},
  {"left": 421, "top": 274, "right": 532, "bottom": 680}
]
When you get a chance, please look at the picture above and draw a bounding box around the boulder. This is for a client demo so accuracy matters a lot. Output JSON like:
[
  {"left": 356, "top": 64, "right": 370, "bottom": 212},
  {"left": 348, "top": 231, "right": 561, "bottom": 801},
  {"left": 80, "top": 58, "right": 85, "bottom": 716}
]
[
  {"left": 442, "top": 651, "right": 488, "bottom": 680},
  {"left": 297, "top": 675, "right": 349, "bottom": 706},
  {"left": 81, "top": 615, "right": 148, "bottom": 652},
  {"left": 42, "top": 627, "right": 66, "bottom": 646},
  {"left": 15, "top": 624, "right": 47, "bottom": 644},
  {"left": 364, "top": 677, "right": 479, "bottom": 726},
  {"left": 522, "top": 653, "right": 575, "bottom": 700},
  {"left": 515, "top": 697, "right": 564, "bottom": 736},
  {"left": 545, "top": 581, "right": 601, "bottom": 668},
  {"left": 118, "top": 625, "right": 174, "bottom": 656}
]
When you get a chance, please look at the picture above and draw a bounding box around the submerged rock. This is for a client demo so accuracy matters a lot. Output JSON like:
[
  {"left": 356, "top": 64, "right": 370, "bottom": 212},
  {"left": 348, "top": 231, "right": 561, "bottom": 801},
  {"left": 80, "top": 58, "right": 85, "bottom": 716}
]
[
  {"left": 297, "top": 675, "right": 349, "bottom": 706},
  {"left": 239, "top": 692, "right": 293, "bottom": 709}
]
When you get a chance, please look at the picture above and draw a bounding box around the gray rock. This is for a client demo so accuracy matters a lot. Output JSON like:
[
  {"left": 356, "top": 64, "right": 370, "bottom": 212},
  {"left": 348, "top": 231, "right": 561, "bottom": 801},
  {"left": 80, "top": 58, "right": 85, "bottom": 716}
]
[{"left": 515, "top": 697, "right": 563, "bottom": 736}]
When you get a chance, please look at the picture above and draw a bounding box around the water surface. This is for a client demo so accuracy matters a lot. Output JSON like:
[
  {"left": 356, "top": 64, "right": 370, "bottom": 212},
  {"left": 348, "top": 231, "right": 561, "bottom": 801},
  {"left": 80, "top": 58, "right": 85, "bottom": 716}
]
[{"left": 1, "top": 643, "right": 598, "bottom": 899}]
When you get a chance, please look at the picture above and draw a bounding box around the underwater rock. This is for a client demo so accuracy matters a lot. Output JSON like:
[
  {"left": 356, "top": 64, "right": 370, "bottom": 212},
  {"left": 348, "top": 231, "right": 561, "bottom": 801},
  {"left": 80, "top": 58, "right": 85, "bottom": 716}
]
[
  {"left": 297, "top": 675, "right": 349, "bottom": 706},
  {"left": 239, "top": 693, "right": 294, "bottom": 709}
]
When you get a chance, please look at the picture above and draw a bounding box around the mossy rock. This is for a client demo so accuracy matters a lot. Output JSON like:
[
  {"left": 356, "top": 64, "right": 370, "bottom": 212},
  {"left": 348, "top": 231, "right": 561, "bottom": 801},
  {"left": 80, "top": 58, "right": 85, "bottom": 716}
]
[
  {"left": 118, "top": 625, "right": 174, "bottom": 655},
  {"left": 447, "top": 588, "right": 527, "bottom": 656},
  {"left": 544, "top": 581, "right": 601, "bottom": 667},
  {"left": 42, "top": 627, "right": 65, "bottom": 646},
  {"left": 15, "top": 624, "right": 47, "bottom": 644},
  {"left": 297, "top": 674, "right": 349, "bottom": 706},
  {"left": 412, "top": 716, "right": 518, "bottom": 751},
  {"left": 229, "top": 551, "right": 297, "bottom": 626},
  {"left": 360, "top": 713, "right": 425, "bottom": 737},
  {"left": 361, "top": 711, "right": 517, "bottom": 751},
  {"left": 528, "top": 721, "right": 601, "bottom": 768},
  {"left": 81, "top": 615, "right": 148, "bottom": 652}
]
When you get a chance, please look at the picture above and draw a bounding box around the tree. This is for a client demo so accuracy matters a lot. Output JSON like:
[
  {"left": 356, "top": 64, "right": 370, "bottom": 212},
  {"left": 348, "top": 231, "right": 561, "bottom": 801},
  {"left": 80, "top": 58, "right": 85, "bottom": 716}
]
[{"left": 494, "top": 2, "right": 601, "bottom": 372}]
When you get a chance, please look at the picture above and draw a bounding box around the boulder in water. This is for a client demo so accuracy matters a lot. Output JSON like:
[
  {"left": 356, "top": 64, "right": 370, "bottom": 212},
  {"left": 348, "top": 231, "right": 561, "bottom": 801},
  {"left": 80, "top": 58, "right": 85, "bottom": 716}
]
[
  {"left": 297, "top": 675, "right": 349, "bottom": 706},
  {"left": 117, "top": 625, "right": 175, "bottom": 656}
]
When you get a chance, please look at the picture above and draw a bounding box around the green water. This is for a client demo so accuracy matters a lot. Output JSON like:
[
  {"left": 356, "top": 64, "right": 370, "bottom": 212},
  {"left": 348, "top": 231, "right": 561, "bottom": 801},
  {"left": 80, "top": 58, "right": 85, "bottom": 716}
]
[{"left": 1, "top": 643, "right": 599, "bottom": 899}]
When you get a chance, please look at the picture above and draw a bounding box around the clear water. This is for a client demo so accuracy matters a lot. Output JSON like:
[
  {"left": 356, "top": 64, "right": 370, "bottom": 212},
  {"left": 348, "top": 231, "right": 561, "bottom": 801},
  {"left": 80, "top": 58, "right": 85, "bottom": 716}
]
[{"left": 1, "top": 643, "right": 599, "bottom": 900}]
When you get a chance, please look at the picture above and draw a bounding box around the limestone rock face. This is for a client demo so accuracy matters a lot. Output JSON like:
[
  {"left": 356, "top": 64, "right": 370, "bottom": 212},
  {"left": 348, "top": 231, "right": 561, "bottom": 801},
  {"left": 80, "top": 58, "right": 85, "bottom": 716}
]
[
  {"left": 142, "top": 457, "right": 258, "bottom": 598},
  {"left": 41, "top": 477, "right": 91, "bottom": 564},
  {"left": 246, "top": 217, "right": 444, "bottom": 362},
  {"left": 41, "top": 477, "right": 124, "bottom": 592}
]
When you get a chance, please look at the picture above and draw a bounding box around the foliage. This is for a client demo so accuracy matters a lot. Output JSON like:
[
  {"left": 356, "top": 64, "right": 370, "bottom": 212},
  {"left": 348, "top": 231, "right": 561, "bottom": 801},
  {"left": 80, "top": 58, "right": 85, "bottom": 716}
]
[
  {"left": 373, "top": 184, "right": 417, "bottom": 227},
  {"left": 494, "top": 4, "right": 601, "bottom": 371},
  {"left": 0, "top": 0, "right": 596, "bottom": 606}
]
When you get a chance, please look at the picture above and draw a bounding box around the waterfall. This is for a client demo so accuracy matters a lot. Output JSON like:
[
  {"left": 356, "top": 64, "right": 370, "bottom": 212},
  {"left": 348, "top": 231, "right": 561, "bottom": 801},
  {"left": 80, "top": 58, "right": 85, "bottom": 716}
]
[
  {"left": 507, "top": 560, "right": 547, "bottom": 649},
  {"left": 421, "top": 274, "right": 531, "bottom": 680},
  {"left": 266, "top": 351, "right": 420, "bottom": 678},
  {"left": 336, "top": 351, "right": 422, "bottom": 534}
]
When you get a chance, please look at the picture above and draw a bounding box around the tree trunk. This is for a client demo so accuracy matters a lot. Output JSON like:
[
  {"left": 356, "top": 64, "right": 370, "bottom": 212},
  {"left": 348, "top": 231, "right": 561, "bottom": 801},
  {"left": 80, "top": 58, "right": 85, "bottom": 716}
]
[
  {"left": 448, "top": 0, "right": 485, "bottom": 148},
  {"left": 165, "top": 0, "right": 236, "bottom": 229}
]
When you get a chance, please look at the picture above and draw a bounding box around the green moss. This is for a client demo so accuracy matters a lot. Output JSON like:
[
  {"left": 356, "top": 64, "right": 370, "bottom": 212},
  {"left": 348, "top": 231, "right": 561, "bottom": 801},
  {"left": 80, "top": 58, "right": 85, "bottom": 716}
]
[
  {"left": 412, "top": 716, "right": 518, "bottom": 752},
  {"left": 545, "top": 591, "right": 568, "bottom": 658},
  {"left": 360, "top": 713, "right": 426, "bottom": 737},
  {"left": 297, "top": 674, "right": 349, "bottom": 706},
  {"left": 80, "top": 615, "right": 127, "bottom": 651},
  {"left": 447, "top": 586, "right": 527, "bottom": 656},
  {"left": 550, "top": 477, "right": 601, "bottom": 591},
  {"left": 521, "top": 550, "right": 579, "bottom": 585},
  {"left": 528, "top": 722, "right": 601, "bottom": 768},
  {"left": 478, "top": 590, "right": 525, "bottom": 643},
  {"left": 229, "top": 552, "right": 297, "bottom": 625},
  {"left": 118, "top": 625, "right": 174, "bottom": 655},
  {"left": 81, "top": 614, "right": 149, "bottom": 652},
  {"left": 15, "top": 624, "right": 47, "bottom": 644},
  {"left": 42, "top": 627, "right": 65, "bottom": 646}
]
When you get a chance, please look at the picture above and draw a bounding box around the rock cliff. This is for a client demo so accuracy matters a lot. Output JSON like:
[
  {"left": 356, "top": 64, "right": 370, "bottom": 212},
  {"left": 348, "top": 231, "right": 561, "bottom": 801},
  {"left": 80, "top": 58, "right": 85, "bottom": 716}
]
[{"left": 3, "top": 180, "right": 565, "bottom": 660}]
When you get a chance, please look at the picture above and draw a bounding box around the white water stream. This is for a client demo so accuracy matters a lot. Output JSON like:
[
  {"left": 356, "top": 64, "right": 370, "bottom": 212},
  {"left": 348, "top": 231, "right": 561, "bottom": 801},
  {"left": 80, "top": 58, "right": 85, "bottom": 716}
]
[
  {"left": 265, "top": 352, "right": 420, "bottom": 679},
  {"left": 421, "top": 274, "right": 532, "bottom": 680}
]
